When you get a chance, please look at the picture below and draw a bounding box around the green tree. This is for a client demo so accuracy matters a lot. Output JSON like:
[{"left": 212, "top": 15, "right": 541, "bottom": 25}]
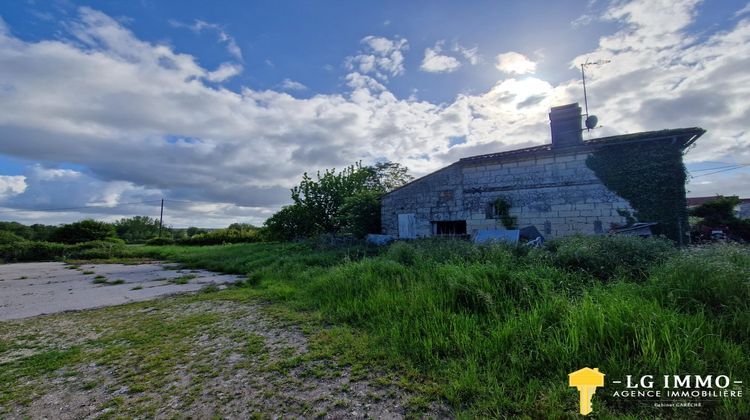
[
  {"left": 50, "top": 219, "right": 117, "bottom": 244},
  {"left": 690, "top": 196, "right": 739, "bottom": 226},
  {"left": 227, "top": 223, "right": 257, "bottom": 231},
  {"left": 336, "top": 190, "right": 382, "bottom": 238},
  {"left": 264, "top": 161, "right": 412, "bottom": 240},
  {"left": 368, "top": 161, "right": 414, "bottom": 192},
  {"left": 114, "top": 216, "right": 161, "bottom": 243}
]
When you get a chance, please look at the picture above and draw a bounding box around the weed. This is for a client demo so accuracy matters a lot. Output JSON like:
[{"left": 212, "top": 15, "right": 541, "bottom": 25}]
[{"left": 170, "top": 274, "right": 197, "bottom": 285}]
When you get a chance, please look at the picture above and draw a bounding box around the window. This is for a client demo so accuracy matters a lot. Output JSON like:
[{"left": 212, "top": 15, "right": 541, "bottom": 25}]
[{"left": 433, "top": 220, "right": 467, "bottom": 236}]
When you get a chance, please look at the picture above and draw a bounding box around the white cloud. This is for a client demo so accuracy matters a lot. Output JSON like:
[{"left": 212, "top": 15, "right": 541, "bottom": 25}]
[
  {"left": 280, "top": 78, "right": 307, "bottom": 91},
  {"left": 169, "top": 18, "right": 243, "bottom": 60},
  {"left": 206, "top": 62, "right": 243, "bottom": 82},
  {"left": 345, "top": 35, "right": 408, "bottom": 81},
  {"left": 495, "top": 51, "right": 537, "bottom": 75},
  {"left": 0, "top": 175, "right": 26, "bottom": 199},
  {"left": 735, "top": 3, "right": 750, "bottom": 18},
  {"left": 454, "top": 43, "right": 480, "bottom": 65},
  {"left": 420, "top": 41, "right": 462, "bottom": 73},
  {"left": 0, "top": 3, "right": 749, "bottom": 226}
]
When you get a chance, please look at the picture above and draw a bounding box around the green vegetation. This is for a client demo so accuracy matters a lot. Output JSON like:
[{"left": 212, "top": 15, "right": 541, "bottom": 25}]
[
  {"left": 1, "top": 225, "right": 747, "bottom": 417},
  {"left": 170, "top": 274, "right": 197, "bottom": 285},
  {"left": 49, "top": 219, "right": 119, "bottom": 244},
  {"left": 487, "top": 197, "right": 517, "bottom": 229},
  {"left": 264, "top": 161, "right": 412, "bottom": 240},
  {"left": 690, "top": 195, "right": 750, "bottom": 241},
  {"left": 128, "top": 237, "right": 749, "bottom": 418},
  {"left": 586, "top": 142, "right": 690, "bottom": 243}
]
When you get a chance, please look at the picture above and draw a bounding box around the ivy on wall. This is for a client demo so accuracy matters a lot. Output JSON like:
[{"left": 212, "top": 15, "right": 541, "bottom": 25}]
[
  {"left": 586, "top": 141, "right": 689, "bottom": 244},
  {"left": 487, "top": 197, "right": 517, "bottom": 229}
]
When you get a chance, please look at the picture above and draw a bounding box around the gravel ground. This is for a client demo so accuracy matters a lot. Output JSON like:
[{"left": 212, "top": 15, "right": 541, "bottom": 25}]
[
  {"left": 0, "top": 297, "right": 449, "bottom": 418},
  {"left": 0, "top": 262, "right": 243, "bottom": 320}
]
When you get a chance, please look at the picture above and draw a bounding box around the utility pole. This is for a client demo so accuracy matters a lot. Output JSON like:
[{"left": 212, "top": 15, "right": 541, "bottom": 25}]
[{"left": 159, "top": 198, "right": 164, "bottom": 238}]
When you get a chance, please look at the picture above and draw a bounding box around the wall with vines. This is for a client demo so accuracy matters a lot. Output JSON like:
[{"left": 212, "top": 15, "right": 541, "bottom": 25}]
[{"left": 585, "top": 141, "right": 689, "bottom": 243}]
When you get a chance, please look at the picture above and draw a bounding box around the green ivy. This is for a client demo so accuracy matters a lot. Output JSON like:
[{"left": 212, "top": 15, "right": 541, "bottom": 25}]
[
  {"left": 586, "top": 142, "right": 689, "bottom": 244},
  {"left": 488, "top": 197, "right": 517, "bottom": 229}
]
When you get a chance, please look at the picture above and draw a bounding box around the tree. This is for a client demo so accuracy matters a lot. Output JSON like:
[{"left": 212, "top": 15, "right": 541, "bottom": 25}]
[
  {"left": 264, "top": 161, "right": 413, "bottom": 241},
  {"left": 227, "top": 223, "right": 257, "bottom": 231},
  {"left": 368, "top": 161, "right": 414, "bottom": 192},
  {"left": 50, "top": 219, "right": 117, "bottom": 244},
  {"left": 114, "top": 216, "right": 161, "bottom": 243},
  {"left": 186, "top": 227, "right": 208, "bottom": 237},
  {"left": 336, "top": 190, "right": 382, "bottom": 238},
  {"left": 690, "top": 196, "right": 739, "bottom": 226}
]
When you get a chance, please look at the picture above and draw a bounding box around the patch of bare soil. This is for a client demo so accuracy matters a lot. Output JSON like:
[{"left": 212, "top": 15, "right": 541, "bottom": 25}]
[{"left": 0, "top": 298, "right": 450, "bottom": 419}]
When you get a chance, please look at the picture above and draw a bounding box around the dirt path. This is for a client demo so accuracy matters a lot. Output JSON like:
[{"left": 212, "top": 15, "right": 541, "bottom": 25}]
[
  {"left": 0, "top": 262, "right": 243, "bottom": 320},
  {"left": 0, "top": 269, "right": 448, "bottom": 418}
]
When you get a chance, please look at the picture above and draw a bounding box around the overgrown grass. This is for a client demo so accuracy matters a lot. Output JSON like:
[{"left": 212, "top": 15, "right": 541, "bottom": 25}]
[{"left": 127, "top": 237, "right": 749, "bottom": 418}]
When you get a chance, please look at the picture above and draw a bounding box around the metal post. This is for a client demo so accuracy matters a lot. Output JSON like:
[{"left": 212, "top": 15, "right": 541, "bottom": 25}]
[
  {"left": 581, "top": 63, "right": 589, "bottom": 119},
  {"left": 159, "top": 198, "right": 164, "bottom": 237}
]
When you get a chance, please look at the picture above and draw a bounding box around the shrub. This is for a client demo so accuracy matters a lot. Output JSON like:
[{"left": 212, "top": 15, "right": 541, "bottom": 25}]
[
  {"left": 0, "top": 241, "right": 67, "bottom": 262},
  {"left": 68, "top": 240, "right": 128, "bottom": 260},
  {"left": 145, "top": 237, "right": 176, "bottom": 246},
  {"left": 546, "top": 235, "right": 676, "bottom": 281},
  {"left": 50, "top": 219, "right": 117, "bottom": 244},
  {"left": 0, "top": 231, "right": 27, "bottom": 245},
  {"left": 178, "top": 228, "right": 261, "bottom": 246}
]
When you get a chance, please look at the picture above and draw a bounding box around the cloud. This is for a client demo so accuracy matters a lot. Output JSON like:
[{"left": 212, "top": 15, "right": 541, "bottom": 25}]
[
  {"left": 454, "top": 43, "right": 480, "bottom": 65},
  {"left": 736, "top": 3, "right": 750, "bottom": 18},
  {"left": 0, "top": 175, "right": 26, "bottom": 199},
  {"left": 206, "top": 62, "right": 243, "bottom": 82},
  {"left": 280, "top": 78, "right": 307, "bottom": 91},
  {"left": 0, "top": 2, "right": 749, "bottom": 226},
  {"left": 420, "top": 41, "right": 462, "bottom": 73},
  {"left": 169, "top": 18, "right": 243, "bottom": 60},
  {"left": 345, "top": 35, "right": 408, "bottom": 81},
  {"left": 495, "top": 51, "right": 537, "bottom": 75}
]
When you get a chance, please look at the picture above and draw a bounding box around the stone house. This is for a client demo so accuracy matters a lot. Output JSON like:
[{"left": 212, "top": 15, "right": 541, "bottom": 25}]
[{"left": 381, "top": 103, "right": 705, "bottom": 239}]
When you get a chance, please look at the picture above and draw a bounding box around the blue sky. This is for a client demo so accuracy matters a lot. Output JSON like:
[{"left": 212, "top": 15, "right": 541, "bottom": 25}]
[{"left": 0, "top": 0, "right": 749, "bottom": 226}]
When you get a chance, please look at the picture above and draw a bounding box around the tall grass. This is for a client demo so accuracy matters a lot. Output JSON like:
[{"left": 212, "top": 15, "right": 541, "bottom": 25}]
[{"left": 140, "top": 238, "right": 748, "bottom": 417}]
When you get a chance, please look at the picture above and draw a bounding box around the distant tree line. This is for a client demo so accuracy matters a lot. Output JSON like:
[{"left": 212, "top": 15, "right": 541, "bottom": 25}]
[{"left": 0, "top": 161, "right": 412, "bottom": 246}]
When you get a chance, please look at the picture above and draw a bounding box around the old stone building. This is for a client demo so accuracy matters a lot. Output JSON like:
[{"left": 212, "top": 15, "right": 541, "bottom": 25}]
[{"left": 381, "top": 103, "right": 705, "bottom": 239}]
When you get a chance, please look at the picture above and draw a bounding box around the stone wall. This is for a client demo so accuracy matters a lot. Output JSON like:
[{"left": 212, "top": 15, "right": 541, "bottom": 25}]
[{"left": 381, "top": 149, "right": 634, "bottom": 238}]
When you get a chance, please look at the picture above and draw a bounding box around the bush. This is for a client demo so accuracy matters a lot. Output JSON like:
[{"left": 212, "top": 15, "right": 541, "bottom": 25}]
[
  {"left": 0, "top": 241, "right": 67, "bottom": 262},
  {"left": 546, "top": 235, "right": 676, "bottom": 281},
  {"left": 0, "top": 230, "right": 27, "bottom": 245},
  {"left": 145, "top": 237, "right": 176, "bottom": 246},
  {"left": 50, "top": 219, "right": 117, "bottom": 244},
  {"left": 178, "top": 228, "right": 261, "bottom": 246},
  {"left": 67, "top": 240, "right": 129, "bottom": 260}
]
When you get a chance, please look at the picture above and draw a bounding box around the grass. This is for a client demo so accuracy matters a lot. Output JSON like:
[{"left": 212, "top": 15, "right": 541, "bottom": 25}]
[
  {"left": 131, "top": 238, "right": 749, "bottom": 418},
  {"left": 1, "top": 237, "right": 747, "bottom": 418},
  {"left": 170, "top": 274, "right": 197, "bottom": 285}
]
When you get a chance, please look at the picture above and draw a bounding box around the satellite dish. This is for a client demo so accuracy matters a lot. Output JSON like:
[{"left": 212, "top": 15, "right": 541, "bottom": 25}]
[{"left": 585, "top": 115, "right": 598, "bottom": 130}]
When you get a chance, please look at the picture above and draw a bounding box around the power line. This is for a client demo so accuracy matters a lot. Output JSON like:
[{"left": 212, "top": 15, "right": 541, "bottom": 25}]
[
  {"left": 689, "top": 163, "right": 750, "bottom": 172},
  {"left": 691, "top": 164, "right": 750, "bottom": 178}
]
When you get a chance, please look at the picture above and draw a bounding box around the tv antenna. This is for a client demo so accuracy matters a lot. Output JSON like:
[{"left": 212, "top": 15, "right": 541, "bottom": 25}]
[{"left": 580, "top": 58, "right": 611, "bottom": 131}]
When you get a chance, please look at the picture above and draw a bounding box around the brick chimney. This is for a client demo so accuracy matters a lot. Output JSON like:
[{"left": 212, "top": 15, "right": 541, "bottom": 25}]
[{"left": 549, "top": 103, "right": 583, "bottom": 148}]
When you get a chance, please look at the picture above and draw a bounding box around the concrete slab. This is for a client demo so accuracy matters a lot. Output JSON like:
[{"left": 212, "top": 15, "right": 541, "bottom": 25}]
[{"left": 0, "top": 262, "right": 243, "bottom": 321}]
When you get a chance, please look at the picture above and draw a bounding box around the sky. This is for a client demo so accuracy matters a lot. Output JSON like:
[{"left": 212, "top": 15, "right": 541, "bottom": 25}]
[{"left": 0, "top": 0, "right": 749, "bottom": 228}]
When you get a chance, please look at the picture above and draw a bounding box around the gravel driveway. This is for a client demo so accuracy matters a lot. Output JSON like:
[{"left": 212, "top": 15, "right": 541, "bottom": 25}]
[{"left": 0, "top": 262, "right": 243, "bottom": 320}]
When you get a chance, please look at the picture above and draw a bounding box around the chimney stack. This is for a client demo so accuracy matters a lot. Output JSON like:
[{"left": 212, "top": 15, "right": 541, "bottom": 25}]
[{"left": 549, "top": 103, "right": 583, "bottom": 148}]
